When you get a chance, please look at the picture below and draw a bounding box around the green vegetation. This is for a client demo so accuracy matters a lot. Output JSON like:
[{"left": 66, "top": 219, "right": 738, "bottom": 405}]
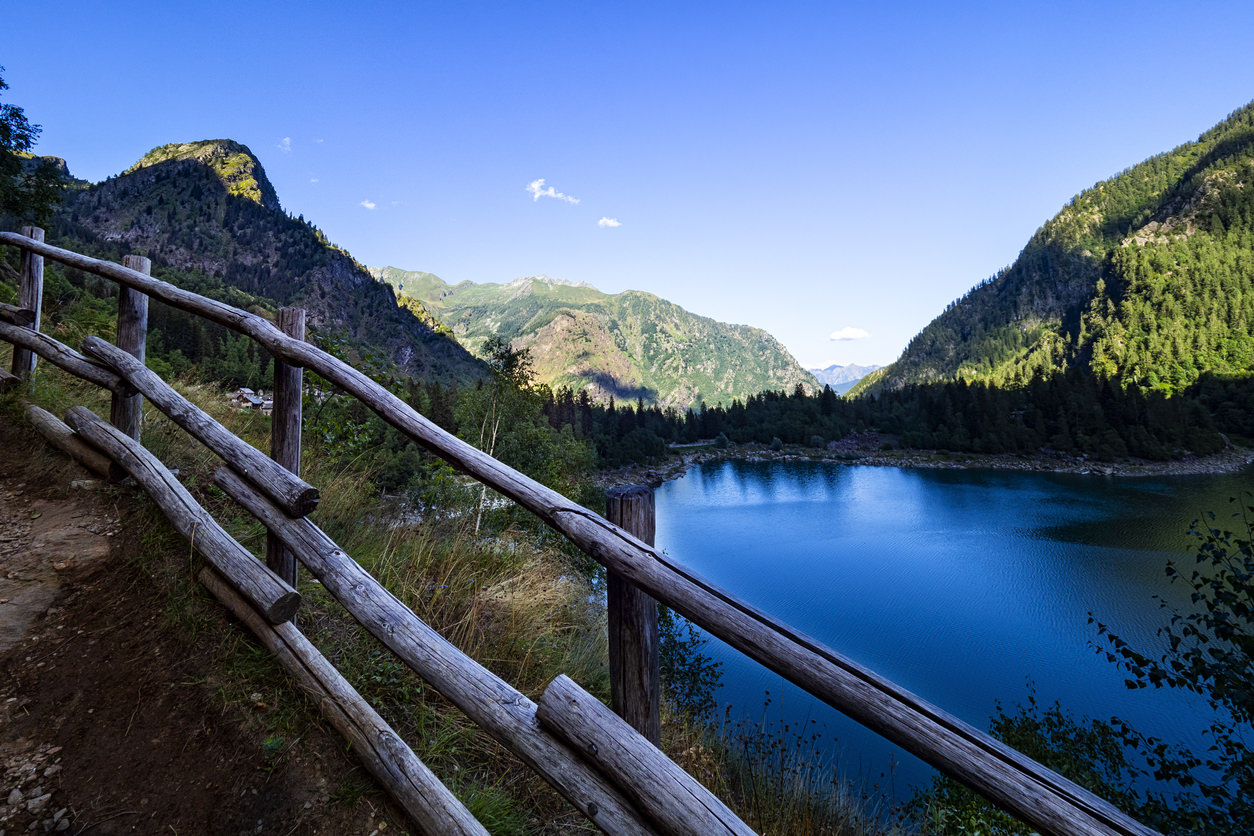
[
  {"left": 880, "top": 100, "right": 1254, "bottom": 402},
  {"left": 0, "top": 353, "right": 604, "bottom": 831},
  {"left": 7, "top": 94, "right": 1253, "bottom": 830},
  {"left": 124, "top": 140, "right": 281, "bottom": 210},
  {"left": 1094, "top": 497, "right": 1254, "bottom": 830},
  {"left": 21, "top": 118, "right": 1252, "bottom": 479},
  {"left": 0, "top": 67, "right": 65, "bottom": 225},
  {"left": 373, "top": 266, "right": 819, "bottom": 410},
  {"left": 0, "top": 249, "right": 906, "bottom": 831},
  {"left": 532, "top": 370, "right": 1249, "bottom": 464},
  {"left": 667, "top": 702, "right": 904, "bottom": 835},
  {"left": 913, "top": 499, "right": 1254, "bottom": 835},
  {"left": 367, "top": 100, "right": 1254, "bottom": 466}
]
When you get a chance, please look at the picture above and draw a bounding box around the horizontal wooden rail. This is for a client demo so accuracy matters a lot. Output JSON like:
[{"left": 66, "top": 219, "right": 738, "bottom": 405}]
[
  {"left": 29, "top": 396, "right": 480, "bottom": 833},
  {"left": 211, "top": 466, "right": 659, "bottom": 835},
  {"left": 81, "top": 335, "right": 319, "bottom": 517},
  {"left": 0, "top": 320, "right": 130, "bottom": 395},
  {"left": 25, "top": 404, "right": 119, "bottom": 480},
  {"left": 0, "top": 230, "right": 1161, "bottom": 836},
  {"left": 63, "top": 405, "right": 300, "bottom": 623},
  {"left": 538, "top": 675, "right": 753, "bottom": 836},
  {"left": 199, "top": 567, "right": 489, "bottom": 836},
  {"left": 0, "top": 301, "right": 35, "bottom": 326}
]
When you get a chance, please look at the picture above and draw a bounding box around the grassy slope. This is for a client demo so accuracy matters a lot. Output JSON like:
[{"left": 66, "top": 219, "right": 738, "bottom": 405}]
[{"left": 374, "top": 266, "right": 819, "bottom": 409}]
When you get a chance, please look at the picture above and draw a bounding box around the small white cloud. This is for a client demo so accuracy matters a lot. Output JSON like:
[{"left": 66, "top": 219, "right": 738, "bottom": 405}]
[
  {"left": 829, "top": 327, "right": 871, "bottom": 341},
  {"left": 597, "top": 217, "right": 622, "bottom": 228},
  {"left": 310, "top": 178, "right": 319, "bottom": 183},
  {"left": 360, "top": 199, "right": 376, "bottom": 210},
  {"left": 314, "top": 138, "right": 324, "bottom": 143},
  {"left": 277, "top": 137, "right": 292, "bottom": 154},
  {"left": 526, "top": 178, "right": 580, "bottom": 204}
]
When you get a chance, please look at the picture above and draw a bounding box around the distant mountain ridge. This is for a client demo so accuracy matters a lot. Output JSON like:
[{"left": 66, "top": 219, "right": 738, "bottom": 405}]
[
  {"left": 55, "top": 140, "right": 483, "bottom": 382},
  {"left": 372, "top": 266, "right": 819, "bottom": 409},
  {"left": 872, "top": 101, "right": 1254, "bottom": 396},
  {"left": 809, "top": 363, "right": 882, "bottom": 394}
]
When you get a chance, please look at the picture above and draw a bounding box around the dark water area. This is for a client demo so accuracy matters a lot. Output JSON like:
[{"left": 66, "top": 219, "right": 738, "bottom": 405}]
[{"left": 653, "top": 459, "right": 1252, "bottom": 800}]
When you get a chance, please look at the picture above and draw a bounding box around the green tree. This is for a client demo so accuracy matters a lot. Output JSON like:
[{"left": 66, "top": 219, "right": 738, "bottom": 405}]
[
  {"left": 914, "top": 500, "right": 1254, "bottom": 834},
  {"left": 1093, "top": 496, "right": 1254, "bottom": 830},
  {"left": 907, "top": 685, "right": 1167, "bottom": 835},
  {"left": 455, "top": 337, "right": 594, "bottom": 531},
  {"left": 0, "top": 67, "right": 63, "bottom": 224}
]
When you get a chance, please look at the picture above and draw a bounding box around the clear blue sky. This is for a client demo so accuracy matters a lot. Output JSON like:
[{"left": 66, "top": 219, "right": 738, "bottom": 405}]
[{"left": 7, "top": 1, "right": 1254, "bottom": 369}]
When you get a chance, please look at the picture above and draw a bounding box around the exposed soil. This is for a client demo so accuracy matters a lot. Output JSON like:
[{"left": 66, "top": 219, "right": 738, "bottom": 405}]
[{"left": 0, "top": 419, "right": 405, "bottom": 835}]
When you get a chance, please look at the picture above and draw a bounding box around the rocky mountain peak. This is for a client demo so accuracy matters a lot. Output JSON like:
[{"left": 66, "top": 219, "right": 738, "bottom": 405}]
[{"left": 124, "top": 140, "right": 281, "bottom": 211}]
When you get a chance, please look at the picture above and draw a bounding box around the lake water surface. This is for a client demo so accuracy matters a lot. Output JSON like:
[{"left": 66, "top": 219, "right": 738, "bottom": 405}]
[{"left": 653, "top": 459, "right": 1251, "bottom": 798}]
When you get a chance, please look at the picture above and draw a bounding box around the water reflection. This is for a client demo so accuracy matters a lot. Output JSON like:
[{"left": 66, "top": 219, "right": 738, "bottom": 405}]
[{"left": 655, "top": 460, "right": 1251, "bottom": 799}]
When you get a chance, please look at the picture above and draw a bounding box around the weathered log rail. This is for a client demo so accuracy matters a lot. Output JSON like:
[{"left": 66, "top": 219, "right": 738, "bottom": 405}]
[
  {"left": 0, "top": 300, "right": 36, "bottom": 326},
  {"left": 213, "top": 467, "right": 662, "bottom": 835},
  {"left": 65, "top": 405, "right": 301, "bottom": 624},
  {"left": 200, "top": 567, "right": 489, "bottom": 836},
  {"left": 81, "top": 335, "right": 320, "bottom": 517},
  {"left": 0, "top": 227, "right": 1163, "bottom": 836}
]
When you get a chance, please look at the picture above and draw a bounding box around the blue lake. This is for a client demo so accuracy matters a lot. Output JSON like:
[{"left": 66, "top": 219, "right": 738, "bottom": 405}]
[{"left": 653, "top": 459, "right": 1251, "bottom": 799}]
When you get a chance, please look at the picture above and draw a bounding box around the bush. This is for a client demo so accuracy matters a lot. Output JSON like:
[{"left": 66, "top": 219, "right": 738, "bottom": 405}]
[
  {"left": 1093, "top": 495, "right": 1254, "bottom": 830},
  {"left": 916, "top": 498, "right": 1254, "bottom": 834},
  {"left": 658, "top": 606, "right": 722, "bottom": 723}
]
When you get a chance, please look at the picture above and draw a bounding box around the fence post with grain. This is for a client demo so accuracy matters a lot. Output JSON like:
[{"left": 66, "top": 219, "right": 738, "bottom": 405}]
[
  {"left": 8, "top": 225, "right": 44, "bottom": 382},
  {"left": 268, "top": 305, "right": 306, "bottom": 586},
  {"left": 110, "top": 254, "right": 150, "bottom": 441},
  {"left": 606, "top": 484, "right": 661, "bottom": 746}
]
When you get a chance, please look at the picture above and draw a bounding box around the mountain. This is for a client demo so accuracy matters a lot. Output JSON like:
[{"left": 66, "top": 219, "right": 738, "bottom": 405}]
[
  {"left": 53, "top": 140, "right": 482, "bottom": 383},
  {"left": 809, "top": 363, "right": 882, "bottom": 394},
  {"left": 876, "top": 101, "right": 1254, "bottom": 396},
  {"left": 372, "top": 267, "right": 819, "bottom": 409}
]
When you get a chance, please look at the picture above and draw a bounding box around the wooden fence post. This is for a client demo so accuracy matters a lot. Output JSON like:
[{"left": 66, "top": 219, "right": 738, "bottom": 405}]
[
  {"left": 267, "top": 307, "right": 305, "bottom": 587},
  {"left": 110, "top": 254, "right": 149, "bottom": 441},
  {"left": 606, "top": 485, "right": 661, "bottom": 745},
  {"left": 9, "top": 226, "right": 44, "bottom": 379}
]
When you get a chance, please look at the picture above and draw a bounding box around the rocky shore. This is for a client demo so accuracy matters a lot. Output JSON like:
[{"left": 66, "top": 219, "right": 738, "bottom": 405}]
[{"left": 598, "top": 442, "right": 1254, "bottom": 488}]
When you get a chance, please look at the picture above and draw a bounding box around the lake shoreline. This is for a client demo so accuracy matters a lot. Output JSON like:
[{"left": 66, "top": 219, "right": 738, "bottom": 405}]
[
  {"left": 648, "top": 449, "right": 1243, "bottom": 806},
  {"left": 598, "top": 443, "right": 1254, "bottom": 488}
]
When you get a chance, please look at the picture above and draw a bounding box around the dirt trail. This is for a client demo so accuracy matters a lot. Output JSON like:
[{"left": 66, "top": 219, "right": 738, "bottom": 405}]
[{"left": 0, "top": 419, "right": 402, "bottom": 835}]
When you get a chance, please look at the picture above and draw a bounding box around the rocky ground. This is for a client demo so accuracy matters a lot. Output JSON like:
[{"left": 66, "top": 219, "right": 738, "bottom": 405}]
[{"left": 0, "top": 419, "right": 404, "bottom": 835}]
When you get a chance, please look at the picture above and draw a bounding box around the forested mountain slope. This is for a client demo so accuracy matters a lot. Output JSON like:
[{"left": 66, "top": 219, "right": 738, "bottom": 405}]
[
  {"left": 373, "top": 267, "right": 818, "bottom": 409},
  {"left": 879, "top": 101, "right": 1254, "bottom": 395},
  {"left": 50, "top": 140, "right": 483, "bottom": 383}
]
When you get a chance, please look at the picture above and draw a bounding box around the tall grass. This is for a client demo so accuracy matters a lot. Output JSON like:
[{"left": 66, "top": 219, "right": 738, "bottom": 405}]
[
  {"left": 2, "top": 337, "right": 910, "bottom": 834},
  {"left": 663, "top": 699, "right": 908, "bottom": 836}
]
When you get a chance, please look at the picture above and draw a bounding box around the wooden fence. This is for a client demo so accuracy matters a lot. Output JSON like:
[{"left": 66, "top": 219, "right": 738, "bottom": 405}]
[{"left": 0, "top": 227, "right": 1162, "bottom": 836}]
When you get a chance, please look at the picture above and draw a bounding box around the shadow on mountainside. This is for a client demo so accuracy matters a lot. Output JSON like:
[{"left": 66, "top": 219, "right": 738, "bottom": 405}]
[{"left": 0, "top": 419, "right": 406, "bottom": 835}]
